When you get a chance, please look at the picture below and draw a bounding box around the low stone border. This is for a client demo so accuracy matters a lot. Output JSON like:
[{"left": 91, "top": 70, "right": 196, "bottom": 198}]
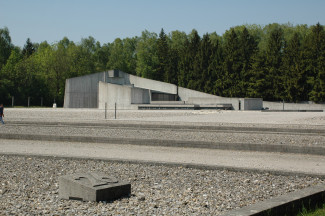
[
  {"left": 262, "top": 110, "right": 324, "bottom": 112},
  {"left": 6, "top": 120, "right": 325, "bottom": 135},
  {"left": 1, "top": 152, "right": 325, "bottom": 179},
  {"left": 222, "top": 184, "right": 325, "bottom": 216},
  {"left": 0, "top": 133, "right": 325, "bottom": 156}
]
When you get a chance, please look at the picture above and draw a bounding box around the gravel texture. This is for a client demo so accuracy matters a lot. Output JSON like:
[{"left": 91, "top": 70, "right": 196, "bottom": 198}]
[
  {"left": 1, "top": 155, "right": 324, "bottom": 216},
  {"left": 1, "top": 125, "right": 325, "bottom": 147},
  {"left": 3, "top": 108, "right": 325, "bottom": 129}
]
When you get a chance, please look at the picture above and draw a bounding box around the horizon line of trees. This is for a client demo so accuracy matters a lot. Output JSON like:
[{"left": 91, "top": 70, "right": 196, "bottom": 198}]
[{"left": 0, "top": 22, "right": 325, "bottom": 107}]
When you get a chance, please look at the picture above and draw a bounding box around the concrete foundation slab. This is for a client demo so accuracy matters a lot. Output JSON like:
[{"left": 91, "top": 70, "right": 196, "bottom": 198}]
[{"left": 59, "top": 172, "right": 131, "bottom": 202}]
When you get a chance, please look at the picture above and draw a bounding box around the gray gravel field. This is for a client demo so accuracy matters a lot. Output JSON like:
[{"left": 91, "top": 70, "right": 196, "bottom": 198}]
[
  {"left": 1, "top": 155, "right": 324, "bottom": 216},
  {"left": 1, "top": 125, "right": 325, "bottom": 147},
  {"left": 3, "top": 108, "right": 325, "bottom": 129},
  {"left": 1, "top": 108, "right": 325, "bottom": 215}
]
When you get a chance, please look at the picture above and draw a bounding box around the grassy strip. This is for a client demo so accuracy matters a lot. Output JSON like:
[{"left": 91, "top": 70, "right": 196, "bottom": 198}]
[{"left": 297, "top": 203, "right": 325, "bottom": 216}]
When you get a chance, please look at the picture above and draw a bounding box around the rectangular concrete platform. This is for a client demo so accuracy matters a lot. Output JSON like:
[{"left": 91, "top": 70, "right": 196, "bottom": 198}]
[{"left": 59, "top": 172, "right": 131, "bottom": 202}]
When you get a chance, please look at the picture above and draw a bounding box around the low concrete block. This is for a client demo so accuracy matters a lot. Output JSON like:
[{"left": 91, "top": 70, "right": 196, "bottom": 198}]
[
  {"left": 222, "top": 184, "right": 325, "bottom": 216},
  {"left": 59, "top": 172, "right": 131, "bottom": 202}
]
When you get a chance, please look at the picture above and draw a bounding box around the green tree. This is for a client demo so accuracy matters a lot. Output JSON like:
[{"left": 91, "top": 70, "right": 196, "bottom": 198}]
[
  {"left": 264, "top": 27, "right": 285, "bottom": 100},
  {"left": 184, "top": 29, "right": 200, "bottom": 90},
  {"left": 209, "top": 34, "right": 224, "bottom": 96},
  {"left": 0, "top": 27, "right": 13, "bottom": 71},
  {"left": 0, "top": 49, "right": 21, "bottom": 104},
  {"left": 238, "top": 27, "right": 258, "bottom": 97},
  {"left": 304, "top": 23, "right": 325, "bottom": 102},
  {"left": 94, "top": 42, "right": 110, "bottom": 72},
  {"left": 247, "top": 50, "right": 267, "bottom": 98},
  {"left": 193, "top": 33, "right": 213, "bottom": 93},
  {"left": 157, "top": 28, "right": 169, "bottom": 82},
  {"left": 222, "top": 28, "right": 242, "bottom": 97},
  {"left": 107, "top": 37, "right": 137, "bottom": 74},
  {"left": 136, "top": 30, "right": 159, "bottom": 79},
  {"left": 282, "top": 33, "right": 307, "bottom": 102},
  {"left": 22, "top": 38, "right": 36, "bottom": 57}
]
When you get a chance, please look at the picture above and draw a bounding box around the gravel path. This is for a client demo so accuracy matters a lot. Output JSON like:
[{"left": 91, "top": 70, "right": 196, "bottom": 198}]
[
  {"left": 2, "top": 139, "right": 325, "bottom": 176},
  {"left": 3, "top": 108, "right": 325, "bottom": 129},
  {"left": 1, "top": 155, "right": 324, "bottom": 216},
  {"left": 1, "top": 108, "right": 325, "bottom": 215},
  {"left": 1, "top": 125, "right": 325, "bottom": 147}
]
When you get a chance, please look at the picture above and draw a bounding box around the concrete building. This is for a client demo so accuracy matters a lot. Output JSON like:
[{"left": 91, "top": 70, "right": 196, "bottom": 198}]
[{"left": 64, "top": 70, "right": 263, "bottom": 110}]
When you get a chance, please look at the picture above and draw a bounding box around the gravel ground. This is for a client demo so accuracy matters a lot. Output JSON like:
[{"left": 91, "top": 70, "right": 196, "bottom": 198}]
[
  {"left": 1, "top": 125, "right": 325, "bottom": 147},
  {"left": 3, "top": 108, "right": 325, "bottom": 129},
  {"left": 1, "top": 108, "right": 325, "bottom": 215},
  {"left": 1, "top": 155, "right": 324, "bottom": 216}
]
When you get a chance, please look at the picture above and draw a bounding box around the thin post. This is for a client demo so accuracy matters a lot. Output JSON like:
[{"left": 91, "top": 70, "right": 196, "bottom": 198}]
[
  {"left": 12, "top": 96, "right": 14, "bottom": 107},
  {"left": 28, "top": 97, "right": 30, "bottom": 107},
  {"left": 114, "top": 103, "right": 116, "bottom": 119},
  {"left": 105, "top": 103, "right": 107, "bottom": 119},
  {"left": 41, "top": 97, "right": 43, "bottom": 107}
]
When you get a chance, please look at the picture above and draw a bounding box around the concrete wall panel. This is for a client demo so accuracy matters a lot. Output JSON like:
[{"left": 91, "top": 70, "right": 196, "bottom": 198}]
[
  {"left": 263, "top": 101, "right": 325, "bottom": 110},
  {"left": 64, "top": 72, "right": 106, "bottom": 108},
  {"left": 98, "top": 82, "right": 132, "bottom": 109},
  {"left": 63, "top": 79, "right": 70, "bottom": 107},
  {"left": 178, "top": 87, "right": 222, "bottom": 101},
  {"left": 242, "top": 98, "right": 263, "bottom": 110},
  {"left": 128, "top": 74, "right": 177, "bottom": 94},
  {"left": 187, "top": 97, "right": 240, "bottom": 110},
  {"left": 131, "top": 88, "right": 150, "bottom": 104}
]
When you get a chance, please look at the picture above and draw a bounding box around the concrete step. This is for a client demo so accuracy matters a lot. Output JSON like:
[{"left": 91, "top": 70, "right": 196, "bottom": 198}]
[
  {"left": 5, "top": 120, "right": 325, "bottom": 135},
  {"left": 1, "top": 139, "right": 325, "bottom": 178},
  {"left": 0, "top": 133, "right": 324, "bottom": 156}
]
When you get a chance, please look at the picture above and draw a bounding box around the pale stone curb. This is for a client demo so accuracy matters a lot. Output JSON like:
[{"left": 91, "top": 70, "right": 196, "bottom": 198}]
[
  {"left": 1, "top": 152, "right": 325, "bottom": 179},
  {"left": 6, "top": 120, "right": 325, "bottom": 135},
  {"left": 0, "top": 133, "right": 325, "bottom": 156},
  {"left": 221, "top": 184, "right": 325, "bottom": 216}
]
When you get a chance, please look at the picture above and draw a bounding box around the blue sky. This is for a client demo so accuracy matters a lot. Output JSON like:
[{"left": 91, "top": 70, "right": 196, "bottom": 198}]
[{"left": 1, "top": 0, "right": 324, "bottom": 47}]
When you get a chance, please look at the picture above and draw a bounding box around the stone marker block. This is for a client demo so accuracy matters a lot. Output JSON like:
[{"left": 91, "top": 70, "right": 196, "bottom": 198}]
[{"left": 59, "top": 172, "right": 131, "bottom": 202}]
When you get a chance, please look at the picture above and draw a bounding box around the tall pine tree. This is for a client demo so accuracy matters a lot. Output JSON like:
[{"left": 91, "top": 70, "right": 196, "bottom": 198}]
[
  {"left": 238, "top": 27, "right": 258, "bottom": 97},
  {"left": 282, "top": 33, "right": 307, "bottom": 102},
  {"left": 22, "top": 38, "right": 36, "bottom": 57},
  {"left": 193, "top": 33, "right": 213, "bottom": 92},
  {"left": 222, "top": 29, "right": 242, "bottom": 97},
  {"left": 264, "top": 27, "right": 285, "bottom": 100},
  {"left": 157, "top": 28, "right": 169, "bottom": 82},
  {"left": 307, "top": 23, "right": 325, "bottom": 102}
]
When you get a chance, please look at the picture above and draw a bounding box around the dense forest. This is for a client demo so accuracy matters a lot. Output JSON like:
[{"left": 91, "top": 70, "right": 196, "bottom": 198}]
[{"left": 0, "top": 23, "right": 324, "bottom": 107}]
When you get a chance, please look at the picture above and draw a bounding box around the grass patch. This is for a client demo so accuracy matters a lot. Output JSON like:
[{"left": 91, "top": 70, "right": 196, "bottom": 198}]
[{"left": 297, "top": 203, "right": 325, "bottom": 216}]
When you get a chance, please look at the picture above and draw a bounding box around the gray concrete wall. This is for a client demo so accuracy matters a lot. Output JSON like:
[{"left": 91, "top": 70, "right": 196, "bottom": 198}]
[
  {"left": 241, "top": 98, "right": 263, "bottom": 110},
  {"left": 178, "top": 87, "right": 222, "bottom": 101},
  {"left": 63, "top": 79, "right": 70, "bottom": 108},
  {"left": 98, "top": 82, "right": 132, "bottom": 109},
  {"left": 106, "top": 70, "right": 177, "bottom": 94},
  {"left": 106, "top": 70, "right": 127, "bottom": 86},
  {"left": 98, "top": 82, "right": 148, "bottom": 109},
  {"left": 64, "top": 72, "right": 106, "bottom": 108},
  {"left": 128, "top": 74, "right": 177, "bottom": 94},
  {"left": 263, "top": 101, "right": 325, "bottom": 110},
  {"left": 187, "top": 97, "right": 240, "bottom": 110},
  {"left": 131, "top": 88, "right": 150, "bottom": 104}
]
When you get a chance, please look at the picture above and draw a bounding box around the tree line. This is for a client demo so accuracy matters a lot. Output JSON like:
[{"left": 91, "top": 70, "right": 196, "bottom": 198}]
[{"left": 0, "top": 23, "right": 324, "bottom": 107}]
